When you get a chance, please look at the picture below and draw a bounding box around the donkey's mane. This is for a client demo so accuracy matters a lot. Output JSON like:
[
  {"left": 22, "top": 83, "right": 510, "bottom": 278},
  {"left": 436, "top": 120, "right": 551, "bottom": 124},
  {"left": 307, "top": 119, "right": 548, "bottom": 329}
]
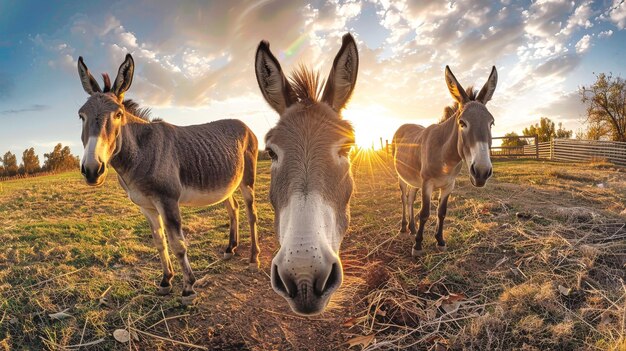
[
  {"left": 122, "top": 99, "right": 154, "bottom": 121},
  {"left": 289, "top": 65, "right": 325, "bottom": 104},
  {"left": 439, "top": 86, "right": 478, "bottom": 123},
  {"left": 98, "top": 74, "right": 158, "bottom": 122},
  {"left": 102, "top": 73, "right": 112, "bottom": 93}
]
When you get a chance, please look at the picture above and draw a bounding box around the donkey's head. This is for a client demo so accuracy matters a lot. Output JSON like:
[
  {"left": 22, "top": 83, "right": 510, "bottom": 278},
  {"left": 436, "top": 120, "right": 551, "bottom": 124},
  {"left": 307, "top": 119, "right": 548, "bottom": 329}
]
[
  {"left": 444, "top": 66, "right": 498, "bottom": 187},
  {"left": 255, "top": 34, "right": 358, "bottom": 315},
  {"left": 76, "top": 54, "right": 134, "bottom": 186}
]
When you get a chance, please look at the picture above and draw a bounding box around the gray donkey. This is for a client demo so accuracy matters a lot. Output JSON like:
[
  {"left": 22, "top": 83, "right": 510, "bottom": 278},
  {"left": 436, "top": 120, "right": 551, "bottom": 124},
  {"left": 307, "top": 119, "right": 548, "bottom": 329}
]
[
  {"left": 77, "top": 54, "right": 259, "bottom": 305},
  {"left": 393, "top": 66, "right": 497, "bottom": 257},
  {"left": 255, "top": 33, "right": 358, "bottom": 315}
]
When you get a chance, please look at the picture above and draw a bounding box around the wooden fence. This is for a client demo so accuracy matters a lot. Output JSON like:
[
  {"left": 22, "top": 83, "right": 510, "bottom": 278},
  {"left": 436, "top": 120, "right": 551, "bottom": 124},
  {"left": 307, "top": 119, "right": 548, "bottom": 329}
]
[
  {"left": 0, "top": 171, "right": 57, "bottom": 182},
  {"left": 536, "top": 139, "right": 626, "bottom": 167},
  {"left": 490, "top": 135, "right": 539, "bottom": 158},
  {"left": 489, "top": 136, "right": 626, "bottom": 166}
]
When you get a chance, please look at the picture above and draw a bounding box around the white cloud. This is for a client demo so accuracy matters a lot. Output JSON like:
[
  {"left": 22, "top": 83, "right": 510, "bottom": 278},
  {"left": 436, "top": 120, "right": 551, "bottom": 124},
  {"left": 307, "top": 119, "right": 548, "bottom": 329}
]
[
  {"left": 30, "top": 0, "right": 608, "bottom": 141},
  {"left": 560, "top": 1, "right": 594, "bottom": 36},
  {"left": 608, "top": 0, "right": 626, "bottom": 29},
  {"left": 575, "top": 34, "right": 592, "bottom": 53},
  {"left": 598, "top": 29, "right": 614, "bottom": 38}
]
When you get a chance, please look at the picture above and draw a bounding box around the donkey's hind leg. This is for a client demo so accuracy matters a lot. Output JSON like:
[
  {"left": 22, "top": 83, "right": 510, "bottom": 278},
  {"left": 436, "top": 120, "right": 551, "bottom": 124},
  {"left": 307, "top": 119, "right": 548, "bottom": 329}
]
[
  {"left": 399, "top": 181, "right": 409, "bottom": 233},
  {"left": 240, "top": 148, "right": 259, "bottom": 271},
  {"left": 223, "top": 196, "right": 239, "bottom": 260},
  {"left": 240, "top": 185, "right": 259, "bottom": 271},
  {"left": 158, "top": 200, "right": 197, "bottom": 306},
  {"left": 141, "top": 207, "right": 174, "bottom": 295}
]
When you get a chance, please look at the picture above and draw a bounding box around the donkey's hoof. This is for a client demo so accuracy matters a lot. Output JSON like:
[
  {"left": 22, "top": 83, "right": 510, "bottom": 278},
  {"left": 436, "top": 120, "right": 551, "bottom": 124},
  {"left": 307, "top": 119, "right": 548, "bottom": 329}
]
[
  {"left": 181, "top": 293, "right": 197, "bottom": 306},
  {"left": 223, "top": 252, "right": 234, "bottom": 260},
  {"left": 156, "top": 285, "right": 172, "bottom": 296},
  {"left": 411, "top": 248, "right": 425, "bottom": 257},
  {"left": 436, "top": 245, "right": 447, "bottom": 252},
  {"left": 399, "top": 228, "right": 409, "bottom": 234},
  {"left": 248, "top": 262, "right": 260, "bottom": 272}
]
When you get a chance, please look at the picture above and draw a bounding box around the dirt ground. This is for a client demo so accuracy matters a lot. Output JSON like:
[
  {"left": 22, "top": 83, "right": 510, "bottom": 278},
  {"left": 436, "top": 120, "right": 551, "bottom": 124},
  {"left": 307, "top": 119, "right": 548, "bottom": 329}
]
[{"left": 0, "top": 155, "right": 625, "bottom": 350}]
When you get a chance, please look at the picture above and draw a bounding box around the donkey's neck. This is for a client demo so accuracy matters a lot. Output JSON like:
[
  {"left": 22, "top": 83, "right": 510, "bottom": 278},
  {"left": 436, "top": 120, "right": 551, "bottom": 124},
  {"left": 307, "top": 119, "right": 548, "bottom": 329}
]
[
  {"left": 440, "top": 114, "right": 463, "bottom": 166},
  {"left": 109, "top": 114, "right": 147, "bottom": 176}
]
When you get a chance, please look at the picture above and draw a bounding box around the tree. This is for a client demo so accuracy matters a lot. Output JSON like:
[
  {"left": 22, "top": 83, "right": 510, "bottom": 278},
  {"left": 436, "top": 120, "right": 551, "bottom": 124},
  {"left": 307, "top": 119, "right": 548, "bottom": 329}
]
[
  {"left": 577, "top": 120, "right": 611, "bottom": 140},
  {"left": 43, "top": 143, "right": 79, "bottom": 172},
  {"left": 555, "top": 122, "right": 573, "bottom": 139},
  {"left": 580, "top": 73, "right": 626, "bottom": 142},
  {"left": 22, "top": 148, "right": 40, "bottom": 174},
  {"left": 522, "top": 117, "right": 572, "bottom": 142},
  {"left": 501, "top": 132, "right": 529, "bottom": 147},
  {"left": 2, "top": 151, "right": 19, "bottom": 176}
]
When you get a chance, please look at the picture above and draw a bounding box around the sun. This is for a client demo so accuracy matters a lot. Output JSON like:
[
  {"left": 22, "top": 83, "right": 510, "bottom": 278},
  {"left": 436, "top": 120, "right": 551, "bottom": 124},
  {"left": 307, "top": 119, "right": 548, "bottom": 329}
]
[{"left": 343, "top": 105, "right": 401, "bottom": 150}]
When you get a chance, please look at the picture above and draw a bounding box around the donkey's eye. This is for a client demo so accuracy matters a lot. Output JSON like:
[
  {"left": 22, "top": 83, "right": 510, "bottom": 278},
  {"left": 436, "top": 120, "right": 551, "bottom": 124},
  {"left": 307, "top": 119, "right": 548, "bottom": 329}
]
[
  {"left": 490, "top": 121, "right": 495, "bottom": 127},
  {"left": 338, "top": 145, "right": 352, "bottom": 157},
  {"left": 115, "top": 112, "right": 123, "bottom": 119},
  {"left": 266, "top": 148, "right": 277, "bottom": 161},
  {"left": 459, "top": 120, "right": 467, "bottom": 128},
  {"left": 79, "top": 114, "right": 84, "bottom": 121}
]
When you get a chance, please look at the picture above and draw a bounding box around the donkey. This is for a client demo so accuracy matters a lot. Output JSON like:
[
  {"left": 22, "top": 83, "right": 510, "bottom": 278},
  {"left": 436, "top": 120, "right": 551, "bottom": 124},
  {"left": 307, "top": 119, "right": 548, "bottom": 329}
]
[
  {"left": 254, "top": 33, "right": 358, "bottom": 315},
  {"left": 393, "top": 66, "right": 497, "bottom": 257},
  {"left": 76, "top": 54, "right": 259, "bottom": 305}
]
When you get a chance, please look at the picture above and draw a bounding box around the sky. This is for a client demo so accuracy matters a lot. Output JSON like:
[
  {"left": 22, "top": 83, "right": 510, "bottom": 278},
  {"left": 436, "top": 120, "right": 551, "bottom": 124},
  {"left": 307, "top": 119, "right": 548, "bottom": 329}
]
[{"left": 1, "top": 0, "right": 626, "bottom": 159}]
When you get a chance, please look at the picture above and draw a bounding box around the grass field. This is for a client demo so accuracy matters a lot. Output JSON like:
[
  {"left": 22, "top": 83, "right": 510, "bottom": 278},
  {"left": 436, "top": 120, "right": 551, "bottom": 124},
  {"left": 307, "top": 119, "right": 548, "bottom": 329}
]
[{"left": 0, "top": 155, "right": 625, "bottom": 350}]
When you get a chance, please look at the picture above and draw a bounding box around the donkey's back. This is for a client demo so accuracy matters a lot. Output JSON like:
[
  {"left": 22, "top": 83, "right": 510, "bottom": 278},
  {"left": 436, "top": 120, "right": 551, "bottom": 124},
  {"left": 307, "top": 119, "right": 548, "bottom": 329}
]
[
  {"left": 174, "top": 119, "right": 257, "bottom": 192},
  {"left": 122, "top": 118, "right": 257, "bottom": 197}
]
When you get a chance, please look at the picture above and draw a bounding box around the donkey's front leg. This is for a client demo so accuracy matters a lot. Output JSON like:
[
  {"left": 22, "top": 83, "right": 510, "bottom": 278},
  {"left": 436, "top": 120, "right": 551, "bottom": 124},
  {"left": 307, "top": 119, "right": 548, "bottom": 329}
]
[
  {"left": 412, "top": 182, "right": 433, "bottom": 257},
  {"left": 141, "top": 207, "right": 174, "bottom": 295},
  {"left": 434, "top": 184, "right": 454, "bottom": 252},
  {"left": 159, "top": 200, "right": 197, "bottom": 305}
]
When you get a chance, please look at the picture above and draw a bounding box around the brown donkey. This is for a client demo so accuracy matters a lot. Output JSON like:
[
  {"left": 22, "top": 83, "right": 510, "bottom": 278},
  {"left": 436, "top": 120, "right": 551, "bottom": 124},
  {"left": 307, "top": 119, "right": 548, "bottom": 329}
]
[
  {"left": 393, "top": 66, "right": 497, "bottom": 257},
  {"left": 76, "top": 54, "right": 259, "bottom": 305},
  {"left": 255, "top": 34, "right": 358, "bottom": 315}
]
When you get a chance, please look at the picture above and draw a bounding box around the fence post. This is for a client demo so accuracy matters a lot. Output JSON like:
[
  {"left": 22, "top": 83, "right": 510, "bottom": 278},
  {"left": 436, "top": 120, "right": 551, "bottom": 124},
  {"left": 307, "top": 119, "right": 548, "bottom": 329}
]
[
  {"left": 535, "top": 134, "right": 539, "bottom": 159},
  {"left": 550, "top": 138, "right": 554, "bottom": 160}
]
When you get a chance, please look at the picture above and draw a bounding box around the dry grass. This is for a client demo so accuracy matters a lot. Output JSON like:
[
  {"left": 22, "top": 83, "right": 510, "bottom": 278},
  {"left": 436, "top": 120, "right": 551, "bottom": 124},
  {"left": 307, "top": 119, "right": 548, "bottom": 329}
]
[
  {"left": 0, "top": 155, "right": 625, "bottom": 350},
  {"left": 345, "top": 152, "right": 626, "bottom": 351}
]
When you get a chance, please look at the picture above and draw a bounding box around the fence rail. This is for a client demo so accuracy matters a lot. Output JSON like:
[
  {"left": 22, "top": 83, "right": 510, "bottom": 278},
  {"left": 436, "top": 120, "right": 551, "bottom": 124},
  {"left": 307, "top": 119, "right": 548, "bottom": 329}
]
[
  {"left": 490, "top": 135, "right": 539, "bottom": 158},
  {"left": 540, "top": 139, "right": 626, "bottom": 166},
  {"left": 489, "top": 136, "right": 626, "bottom": 166}
]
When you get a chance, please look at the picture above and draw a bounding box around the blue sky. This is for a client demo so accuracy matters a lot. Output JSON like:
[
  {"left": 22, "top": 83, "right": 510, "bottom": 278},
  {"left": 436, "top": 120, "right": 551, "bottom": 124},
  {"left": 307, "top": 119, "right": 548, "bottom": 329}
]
[{"left": 1, "top": 0, "right": 626, "bottom": 159}]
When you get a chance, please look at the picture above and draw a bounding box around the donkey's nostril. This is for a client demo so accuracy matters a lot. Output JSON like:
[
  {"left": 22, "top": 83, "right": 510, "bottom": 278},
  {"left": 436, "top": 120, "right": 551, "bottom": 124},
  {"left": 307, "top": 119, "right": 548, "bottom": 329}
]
[
  {"left": 316, "top": 262, "right": 342, "bottom": 297},
  {"left": 470, "top": 163, "right": 477, "bottom": 176},
  {"left": 487, "top": 167, "right": 493, "bottom": 178},
  {"left": 96, "top": 162, "right": 106, "bottom": 176},
  {"left": 272, "top": 264, "right": 296, "bottom": 298},
  {"left": 80, "top": 164, "right": 87, "bottom": 176}
]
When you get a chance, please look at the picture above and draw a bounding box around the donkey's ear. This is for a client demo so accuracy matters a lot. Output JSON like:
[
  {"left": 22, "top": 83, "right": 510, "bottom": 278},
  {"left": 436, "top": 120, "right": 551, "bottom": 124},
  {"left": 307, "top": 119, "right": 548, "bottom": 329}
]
[
  {"left": 112, "top": 54, "right": 134, "bottom": 100},
  {"left": 476, "top": 66, "right": 498, "bottom": 105},
  {"left": 77, "top": 57, "right": 102, "bottom": 95},
  {"left": 444, "top": 66, "right": 469, "bottom": 105},
  {"left": 255, "top": 41, "right": 294, "bottom": 115},
  {"left": 322, "top": 33, "right": 359, "bottom": 112}
]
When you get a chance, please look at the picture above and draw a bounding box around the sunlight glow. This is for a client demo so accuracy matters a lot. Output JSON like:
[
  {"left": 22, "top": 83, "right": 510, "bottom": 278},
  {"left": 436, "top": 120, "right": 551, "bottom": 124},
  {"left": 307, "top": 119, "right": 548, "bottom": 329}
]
[{"left": 343, "top": 104, "right": 407, "bottom": 150}]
